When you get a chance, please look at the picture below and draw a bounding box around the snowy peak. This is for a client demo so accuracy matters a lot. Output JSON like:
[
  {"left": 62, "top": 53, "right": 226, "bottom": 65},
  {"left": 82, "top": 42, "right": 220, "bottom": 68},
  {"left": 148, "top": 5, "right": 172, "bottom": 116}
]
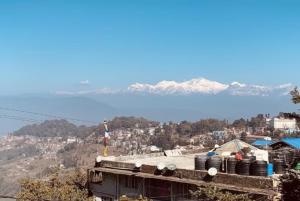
[
  {"left": 128, "top": 78, "right": 294, "bottom": 96},
  {"left": 230, "top": 82, "right": 246, "bottom": 88},
  {"left": 128, "top": 78, "right": 229, "bottom": 95}
]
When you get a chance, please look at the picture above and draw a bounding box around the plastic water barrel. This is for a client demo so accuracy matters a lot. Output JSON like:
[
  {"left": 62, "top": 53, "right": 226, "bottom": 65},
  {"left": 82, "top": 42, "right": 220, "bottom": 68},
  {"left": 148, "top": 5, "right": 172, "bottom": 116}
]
[
  {"left": 267, "top": 163, "right": 273, "bottom": 176},
  {"left": 274, "top": 159, "right": 284, "bottom": 174},
  {"left": 207, "top": 156, "right": 222, "bottom": 171},
  {"left": 236, "top": 159, "right": 251, "bottom": 175},
  {"left": 226, "top": 157, "right": 237, "bottom": 174},
  {"left": 195, "top": 155, "right": 207, "bottom": 170},
  {"left": 251, "top": 160, "right": 267, "bottom": 176}
]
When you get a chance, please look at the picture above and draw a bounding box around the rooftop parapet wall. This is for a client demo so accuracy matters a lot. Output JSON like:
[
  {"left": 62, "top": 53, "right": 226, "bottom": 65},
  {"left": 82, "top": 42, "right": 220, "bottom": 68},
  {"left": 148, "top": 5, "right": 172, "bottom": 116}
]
[
  {"left": 113, "top": 152, "right": 165, "bottom": 161},
  {"left": 97, "top": 160, "right": 274, "bottom": 191}
]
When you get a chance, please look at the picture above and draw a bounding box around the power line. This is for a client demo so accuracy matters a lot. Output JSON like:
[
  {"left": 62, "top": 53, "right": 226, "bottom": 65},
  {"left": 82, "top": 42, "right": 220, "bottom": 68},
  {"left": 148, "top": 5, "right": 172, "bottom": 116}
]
[
  {"left": 0, "top": 106, "right": 98, "bottom": 124},
  {"left": 0, "top": 114, "right": 41, "bottom": 123}
]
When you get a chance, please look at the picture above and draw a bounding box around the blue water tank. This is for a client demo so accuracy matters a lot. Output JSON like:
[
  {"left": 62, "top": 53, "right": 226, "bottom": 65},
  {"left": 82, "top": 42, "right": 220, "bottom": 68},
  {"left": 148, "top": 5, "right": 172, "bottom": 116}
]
[
  {"left": 207, "top": 151, "right": 216, "bottom": 157},
  {"left": 267, "top": 163, "right": 273, "bottom": 176}
]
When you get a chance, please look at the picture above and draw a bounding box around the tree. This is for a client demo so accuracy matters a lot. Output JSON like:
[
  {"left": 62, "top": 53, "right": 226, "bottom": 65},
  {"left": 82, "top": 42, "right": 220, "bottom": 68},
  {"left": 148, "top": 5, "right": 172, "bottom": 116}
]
[
  {"left": 190, "top": 186, "right": 253, "bottom": 201},
  {"left": 248, "top": 114, "right": 266, "bottom": 128},
  {"left": 17, "top": 169, "right": 93, "bottom": 201},
  {"left": 280, "top": 170, "right": 300, "bottom": 201},
  {"left": 176, "top": 121, "right": 192, "bottom": 135},
  {"left": 192, "top": 119, "right": 227, "bottom": 134},
  {"left": 150, "top": 133, "right": 174, "bottom": 150},
  {"left": 290, "top": 87, "right": 300, "bottom": 104},
  {"left": 232, "top": 118, "right": 247, "bottom": 128}
]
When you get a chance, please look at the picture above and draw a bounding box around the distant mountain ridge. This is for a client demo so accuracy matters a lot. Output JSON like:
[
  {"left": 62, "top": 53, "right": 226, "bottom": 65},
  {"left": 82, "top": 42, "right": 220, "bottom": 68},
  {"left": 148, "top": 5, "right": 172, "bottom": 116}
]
[
  {"left": 12, "top": 117, "right": 159, "bottom": 138},
  {"left": 0, "top": 93, "right": 298, "bottom": 134},
  {"left": 0, "top": 96, "right": 117, "bottom": 135},
  {"left": 13, "top": 119, "right": 94, "bottom": 138}
]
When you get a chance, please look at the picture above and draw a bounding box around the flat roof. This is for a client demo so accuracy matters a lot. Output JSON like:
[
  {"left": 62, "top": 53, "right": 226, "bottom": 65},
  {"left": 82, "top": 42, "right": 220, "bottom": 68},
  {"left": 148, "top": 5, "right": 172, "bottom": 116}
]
[
  {"left": 126, "top": 154, "right": 204, "bottom": 170},
  {"left": 102, "top": 152, "right": 206, "bottom": 170},
  {"left": 92, "top": 150, "right": 275, "bottom": 196}
]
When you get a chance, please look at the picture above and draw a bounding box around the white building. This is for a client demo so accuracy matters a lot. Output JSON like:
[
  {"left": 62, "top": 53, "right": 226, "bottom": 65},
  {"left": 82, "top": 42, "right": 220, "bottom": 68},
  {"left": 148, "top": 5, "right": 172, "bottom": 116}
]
[
  {"left": 270, "top": 117, "right": 297, "bottom": 130},
  {"left": 66, "top": 137, "right": 77, "bottom": 144}
]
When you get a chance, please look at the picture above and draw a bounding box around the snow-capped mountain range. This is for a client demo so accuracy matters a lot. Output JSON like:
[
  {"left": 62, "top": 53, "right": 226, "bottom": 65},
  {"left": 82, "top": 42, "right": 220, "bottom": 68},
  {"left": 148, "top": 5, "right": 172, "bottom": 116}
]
[
  {"left": 128, "top": 78, "right": 294, "bottom": 96},
  {"left": 1, "top": 77, "right": 298, "bottom": 134},
  {"left": 55, "top": 78, "right": 294, "bottom": 97}
]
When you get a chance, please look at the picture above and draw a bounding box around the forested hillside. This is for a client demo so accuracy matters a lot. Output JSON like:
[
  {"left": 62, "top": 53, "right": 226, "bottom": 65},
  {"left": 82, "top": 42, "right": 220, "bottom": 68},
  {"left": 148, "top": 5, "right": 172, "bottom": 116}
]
[{"left": 13, "top": 117, "right": 160, "bottom": 138}]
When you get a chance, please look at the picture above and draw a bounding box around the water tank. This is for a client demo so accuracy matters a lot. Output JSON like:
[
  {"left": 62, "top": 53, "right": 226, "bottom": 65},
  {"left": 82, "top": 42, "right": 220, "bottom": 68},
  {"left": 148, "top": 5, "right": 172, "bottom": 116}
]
[
  {"left": 248, "top": 155, "right": 256, "bottom": 162},
  {"left": 267, "top": 163, "right": 273, "bottom": 176},
  {"left": 194, "top": 155, "right": 207, "bottom": 170},
  {"left": 292, "top": 151, "right": 300, "bottom": 168},
  {"left": 278, "top": 151, "right": 292, "bottom": 167},
  {"left": 274, "top": 159, "right": 284, "bottom": 174},
  {"left": 226, "top": 157, "right": 237, "bottom": 174},
  {"left": 284, "top": 151, "right": 294, "bottom": 165},
  {"left": 207, "top": 156, "right": 222, "bottom": 171},
  {"left": 251, "top": 160, "right": 267, "bottom": 176},
  {"left": 268, "top": 152, "right": 276, "bottom": 163},
  {"left": 236, "top": 159, "right": 251, "bottom": 175}
]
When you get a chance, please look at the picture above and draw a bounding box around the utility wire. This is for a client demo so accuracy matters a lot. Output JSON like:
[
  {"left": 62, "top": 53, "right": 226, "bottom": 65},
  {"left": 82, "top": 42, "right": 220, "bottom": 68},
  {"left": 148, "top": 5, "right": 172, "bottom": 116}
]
[
  {"left": 0, "top": 106, "right": 98, "bottom": 124},
  {"left": 0, "top": 114, "right": 41, "bottom": 123}
]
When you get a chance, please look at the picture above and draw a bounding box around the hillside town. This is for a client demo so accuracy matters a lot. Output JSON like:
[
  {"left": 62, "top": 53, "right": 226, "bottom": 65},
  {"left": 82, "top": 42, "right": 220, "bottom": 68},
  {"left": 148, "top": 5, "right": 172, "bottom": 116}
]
[
  {"left": 0, "top": 112, "right": 300, "bottom": 200},
  {"left": 88, "top": 114, "right": 300, "bottom": 201},
  {"left": 2, "top": 1, "right": 300, "bottom": 201}
]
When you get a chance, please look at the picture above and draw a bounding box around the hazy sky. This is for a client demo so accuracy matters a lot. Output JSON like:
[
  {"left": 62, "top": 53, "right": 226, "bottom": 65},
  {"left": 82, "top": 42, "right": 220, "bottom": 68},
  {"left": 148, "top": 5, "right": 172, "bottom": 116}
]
[{"left": 1, "top": 0, "right": 300, "bottom": 95}]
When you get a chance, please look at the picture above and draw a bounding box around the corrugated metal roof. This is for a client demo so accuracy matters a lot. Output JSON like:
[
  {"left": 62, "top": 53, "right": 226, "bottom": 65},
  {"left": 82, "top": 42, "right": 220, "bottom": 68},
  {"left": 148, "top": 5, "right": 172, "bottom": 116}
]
[
  {"left": 282, "top": 138, "right": 300, "bottom": 149},
  {"left": 252, "top": 139, "right": 274, "bottom": 146}
]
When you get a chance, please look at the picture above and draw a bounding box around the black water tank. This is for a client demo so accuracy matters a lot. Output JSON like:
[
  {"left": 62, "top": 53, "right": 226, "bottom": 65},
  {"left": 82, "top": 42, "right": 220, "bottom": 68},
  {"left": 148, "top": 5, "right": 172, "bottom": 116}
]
[
  {"left": 274, "top": 159, "right": 284, "bottom": 174},
  {"left": 207, "top": 156, "right": 222, "bottom": 171},
  {"left": 248, "top": 155, "right": 256, "bottom": 162},
  {"left": 236, "top": 159, "right": 251, "bottom": 175},
  {"left": 285, "top": 151, "right": 294, "bottom": 164},
  {"left": 226, "top": 157, "right": 237, "bottom": 174},
  {"left": 251, "top": 160, "right": 267, "bottom": 176},
  {"left": 195, "top": 155, "right": 207, "bottom": 170},
  {"left": 248, "top": 156, "right": 256, "bottom": 175},
  {"left": 278, "top": 151, "right": 291, "bottom": 166},
  {"left": 292, "top": 151, "right": 300, "bottom": 167},
  {"left": 268, "top": 152, "right": 276, "bottom": 164}
]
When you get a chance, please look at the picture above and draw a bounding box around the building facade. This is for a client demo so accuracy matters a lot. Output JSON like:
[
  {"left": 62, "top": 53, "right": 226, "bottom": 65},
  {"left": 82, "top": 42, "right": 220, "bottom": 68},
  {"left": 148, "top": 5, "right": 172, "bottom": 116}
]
[
  {"left": 88, "top": 154, "right": 276, "bottom": 201},
  {"left": 270, "top": 118, "right": 297, "bottom": 130}
]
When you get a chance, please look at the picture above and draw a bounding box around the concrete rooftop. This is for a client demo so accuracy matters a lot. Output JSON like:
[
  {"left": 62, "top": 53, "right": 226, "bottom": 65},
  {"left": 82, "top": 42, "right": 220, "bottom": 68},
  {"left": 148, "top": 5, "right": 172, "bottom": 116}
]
[{"left": 102, "top": 151, "right": 206, "bottom": 170}]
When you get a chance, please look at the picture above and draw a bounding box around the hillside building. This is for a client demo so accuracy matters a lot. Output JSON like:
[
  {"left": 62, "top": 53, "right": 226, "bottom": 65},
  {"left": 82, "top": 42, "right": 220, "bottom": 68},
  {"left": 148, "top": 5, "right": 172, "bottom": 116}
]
[
  {"left": 88, "top": 148, "right": 276, "bottom": 201},
  {"left": 270, "top": 118, "right": 297, "bottom": 130}
]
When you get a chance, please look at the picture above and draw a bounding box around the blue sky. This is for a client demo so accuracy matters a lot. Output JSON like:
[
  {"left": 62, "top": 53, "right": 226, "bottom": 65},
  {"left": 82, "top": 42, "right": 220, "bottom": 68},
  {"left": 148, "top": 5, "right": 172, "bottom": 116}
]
[{"left": 1, "top": 0, "right": 300, "bottom": 95}]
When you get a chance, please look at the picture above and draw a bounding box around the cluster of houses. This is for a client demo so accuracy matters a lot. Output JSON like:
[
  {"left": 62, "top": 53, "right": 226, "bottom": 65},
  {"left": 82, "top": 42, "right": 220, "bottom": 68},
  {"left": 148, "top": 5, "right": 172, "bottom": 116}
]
[
  {"left": 88, "top": 135, "right": 300, "bottom": 201},
  {"left": 87, "top": 115, "right": 300, "bottom": 201}
]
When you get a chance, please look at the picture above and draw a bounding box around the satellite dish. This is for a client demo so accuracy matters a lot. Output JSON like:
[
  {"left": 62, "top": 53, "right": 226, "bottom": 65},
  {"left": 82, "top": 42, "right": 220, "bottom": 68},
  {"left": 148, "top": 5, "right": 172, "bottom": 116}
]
[
  {"left": 166, "top": 164, "right": 177, "bottom": 171},
  {"left": 135, "top": 161, "right": 142, "bottom": 168},
  {"left": 208, "top": 167, "right": 218, "bottom": 176},
  {"left": 96, "top": 156, "right": 102, "bottom": 163}
]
